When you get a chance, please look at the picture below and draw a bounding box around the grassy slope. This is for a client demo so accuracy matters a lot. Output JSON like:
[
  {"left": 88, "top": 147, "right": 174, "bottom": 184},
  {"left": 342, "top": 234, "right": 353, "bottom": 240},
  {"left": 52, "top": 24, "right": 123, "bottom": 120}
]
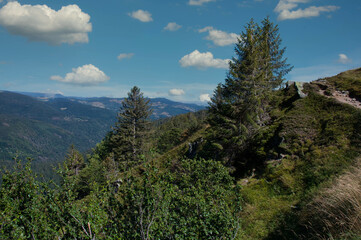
[
  {"left": 235, "top": 83, "right": 361, "bottom": 239},
  {"left": 325, "top": 67, "right": 361, "bottom": 99},
  {"left": 151, "top": 74, "right": 361, "bottom": 239}
]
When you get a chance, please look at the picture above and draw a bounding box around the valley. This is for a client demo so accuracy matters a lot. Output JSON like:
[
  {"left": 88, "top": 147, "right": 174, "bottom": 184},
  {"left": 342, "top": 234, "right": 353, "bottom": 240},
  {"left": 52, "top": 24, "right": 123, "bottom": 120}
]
[{"left": 0, "top": 91, "right": 205, "bottom": 178}]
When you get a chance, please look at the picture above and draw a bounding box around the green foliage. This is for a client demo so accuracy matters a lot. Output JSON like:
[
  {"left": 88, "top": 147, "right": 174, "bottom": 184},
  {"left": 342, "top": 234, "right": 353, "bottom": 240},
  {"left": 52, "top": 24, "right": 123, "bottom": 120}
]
[
  {"left": 2, "top": 18, "right": 361, "bottom": 240},
  {"left": 152, "top": 110, "right": 207, "bottom": 154},
  {"left": 101, "top": 158, "right": 241, "bottom": 239},
  {"left": 63, "top": 144, "right": 85, "bottom": 178},
  {"left": 157, "top": 127, "right": 183, "bottom": 153},
  {"left": 234, "top": 84, "right": 361, "bottom": 239},
  {"left": 110, "top": 86, "right": 152, "bottom": 171},
  {"left": 0, "top": 159, "right": 56, "bottom": 239},
  {"left": 237, "top": 179, "right": 297, "bottom": 240},
  {"left": 167, "top": 158, "right": 241, "bottom": 239},
  {"left": 207, "top": 17, "right": 292, "bottom": 167},
  {"left": 0, "top": 156, "right": 241, "bottom": 239}
]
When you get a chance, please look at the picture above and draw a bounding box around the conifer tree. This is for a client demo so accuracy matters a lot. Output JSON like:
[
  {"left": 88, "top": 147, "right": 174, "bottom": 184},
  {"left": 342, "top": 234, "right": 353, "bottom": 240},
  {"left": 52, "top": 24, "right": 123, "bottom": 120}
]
[
  {"left": 260, "top": 17, "right": 293, "bottom": 90},
  {"left": 64, "top": 144, "right": 85, "bottom": 177},
  {"left": 208, "top": 17, "right": 292, "bottom": 166},
  {"left": 110, "top": 86, "right": 152, "bottom": 170}
]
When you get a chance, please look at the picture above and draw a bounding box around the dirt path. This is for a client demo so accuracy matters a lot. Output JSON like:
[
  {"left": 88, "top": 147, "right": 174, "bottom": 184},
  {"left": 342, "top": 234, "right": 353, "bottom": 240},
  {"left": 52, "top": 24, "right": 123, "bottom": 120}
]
[{"left": 318, "top": 89, "right": 361, "bottom": 109}]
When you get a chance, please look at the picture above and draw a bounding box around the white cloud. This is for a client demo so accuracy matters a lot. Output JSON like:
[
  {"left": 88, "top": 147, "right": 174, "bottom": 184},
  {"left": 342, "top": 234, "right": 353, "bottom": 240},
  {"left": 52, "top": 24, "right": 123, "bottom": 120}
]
[
  {"left": 275, "top": 0, "right": 309, "bottom": 13},
  {"left": 129, "top": 9, "right": 153, "bottom": 22},
  {"left": 50, "top": 64, "right": 110, "bottom": 86},
  {"left": 0, "top": 1, "right": 91, "bottom": 45},
  {"left": 117, "top": 53, "right": 134, "bottom": 60},
  {"left": 179, "top": 50, "right": 230, "bottom": 69},
  {"left": 274, "top": 0, "right": 339, "bottom": 21},
  {"left": 198, "top": 26, "right": 213, "bottom": 33},
  {"left": 278, "top": 6, "right": 339, "bottom": 20},
  {"left": 164, "top": 22, "right": 182, "bottom": 31},
  {"left": 199, "top": 26, "right": 238, "bottom": 46},
  {"left": 188, "top": 0, "right": 215, "bottom": 6},
  {"left": 338, "top": 54, "right": 351, "bottom": 64},
  {"left": 169, "top": 88, "right": 185, "bottom": 96},
  {"left": 199, "top": 93, "right": 211, "bottom": 102}
]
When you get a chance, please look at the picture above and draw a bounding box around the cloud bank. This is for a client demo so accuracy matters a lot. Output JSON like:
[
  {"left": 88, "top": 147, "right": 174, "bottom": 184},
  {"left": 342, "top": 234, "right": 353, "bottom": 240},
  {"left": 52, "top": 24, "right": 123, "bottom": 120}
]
[
  {"left": 274, "top": 0, "right": 339, "bottom": 21},
  {"left": 0, "top": 1, "right": 92, "bottom": 45},
  {"left": 180, "top": 50, "right": 230, "bottom": 69},
  {"left": 50, "top": 64, "right": 109, "bottom": 86},
  {"left": 129, "top": 9, "right": 153, "bottom": 22}
]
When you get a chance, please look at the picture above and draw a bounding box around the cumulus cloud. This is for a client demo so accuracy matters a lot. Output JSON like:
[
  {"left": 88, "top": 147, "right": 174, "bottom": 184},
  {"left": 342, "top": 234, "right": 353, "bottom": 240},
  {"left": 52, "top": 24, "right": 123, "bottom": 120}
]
[
  {"left": 199, "top": 94, "right": 211, "bottom": 102},
  {"left": 129, "top": 9, "right": 153, "bottom": 22},
  {"left": 274, "top": 0, "right": 339, "bottom": 21},
  {"left": 199, "top": 26, "right": 238, "bottom": 46},
  {"left": 169, "top": 88, "right": 185, "bottom": 96},
  {"left": 188, "top": 0, "right": 215, "bottom": 6},
  {"left": 164, "top": 22, "right": 182, "bottom": 31},
  {"left": 338, "top": 54, "right": 351, "bottom": 64},
  {"left": 50, "top": 64, "right": 110, "bottom": 86},
  {"left": 117, "top": 53, "right": 134, "bottom": 60},
  {"left": 0, "top": 1, "right": 92, "bottom": 45},
  {"left": 180, "top": 50, "right": 230, "bottom": 69}
]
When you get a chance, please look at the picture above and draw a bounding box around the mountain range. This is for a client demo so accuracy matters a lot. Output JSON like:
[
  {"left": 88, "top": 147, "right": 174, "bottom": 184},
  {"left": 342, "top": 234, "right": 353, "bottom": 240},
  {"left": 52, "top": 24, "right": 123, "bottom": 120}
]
[{"left": 0, "top": 90, "right": 205, "bottom": 178}]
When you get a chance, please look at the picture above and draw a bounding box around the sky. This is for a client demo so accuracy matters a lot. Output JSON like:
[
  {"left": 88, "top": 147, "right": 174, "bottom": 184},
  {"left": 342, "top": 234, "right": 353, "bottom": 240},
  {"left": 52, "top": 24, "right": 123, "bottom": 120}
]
[{"left": 0, "top": 0, "right": 360, "bottom": 104}]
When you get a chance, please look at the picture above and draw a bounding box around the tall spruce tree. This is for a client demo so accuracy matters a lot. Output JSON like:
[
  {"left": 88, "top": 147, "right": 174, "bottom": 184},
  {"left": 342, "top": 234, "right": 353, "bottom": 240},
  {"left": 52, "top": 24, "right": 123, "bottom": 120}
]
[
  {"left": 110, "top": 86, "right": 152, "bottom": 171},
  {"left": 260, "top": 17, "right": 293, "bottom": 90},
  {"left": 208, "top": 18, "right": 292, "bottom": 166}
]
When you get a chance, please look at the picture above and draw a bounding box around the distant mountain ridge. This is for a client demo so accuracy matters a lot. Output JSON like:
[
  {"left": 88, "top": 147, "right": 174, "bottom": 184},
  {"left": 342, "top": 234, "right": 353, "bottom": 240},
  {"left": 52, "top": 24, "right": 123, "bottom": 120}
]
[
  {"left": 17, "top": 91, "right": 205, "bottom": 119},
  {"left": 0, "top": 91, "right": 205, "bottom": 178}
]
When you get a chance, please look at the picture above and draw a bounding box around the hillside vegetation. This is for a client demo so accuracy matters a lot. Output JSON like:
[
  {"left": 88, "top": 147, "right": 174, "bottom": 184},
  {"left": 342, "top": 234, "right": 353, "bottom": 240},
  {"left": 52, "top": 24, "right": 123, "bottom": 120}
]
[
  {"left": 0, "top": 18, "right": 360, "bottom": 239},
  {"left": 146, "top": 79, "right": 361, "bottom": 239},
  {"left": 0, "top": 91, "right": 116, "bottom": 178},
  {"left": 233, "top": 84, "right": 361, "bottom": 239},
  {"left": 325, "top": 68, "right": 361, "bottom": 100}
]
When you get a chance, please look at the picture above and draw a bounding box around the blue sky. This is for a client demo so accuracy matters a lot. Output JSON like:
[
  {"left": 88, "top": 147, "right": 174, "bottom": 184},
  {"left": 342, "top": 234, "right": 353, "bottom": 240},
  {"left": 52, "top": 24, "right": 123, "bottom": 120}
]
[{"left": 0, "top": 0, "right": 360, "bottom": 104}]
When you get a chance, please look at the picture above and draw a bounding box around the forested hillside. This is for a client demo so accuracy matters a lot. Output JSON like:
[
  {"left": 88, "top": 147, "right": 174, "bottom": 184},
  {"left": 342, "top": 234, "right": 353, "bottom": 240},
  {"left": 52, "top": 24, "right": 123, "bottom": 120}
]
[
  {"left": 0, "top": 18, "right": 360, "bottom": 239},
  {"left": 0, "top": 91, "right": 205, "bottom": 178},
  {"left": 0, "top": 91, "right": 117, "bottom": 179}
]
